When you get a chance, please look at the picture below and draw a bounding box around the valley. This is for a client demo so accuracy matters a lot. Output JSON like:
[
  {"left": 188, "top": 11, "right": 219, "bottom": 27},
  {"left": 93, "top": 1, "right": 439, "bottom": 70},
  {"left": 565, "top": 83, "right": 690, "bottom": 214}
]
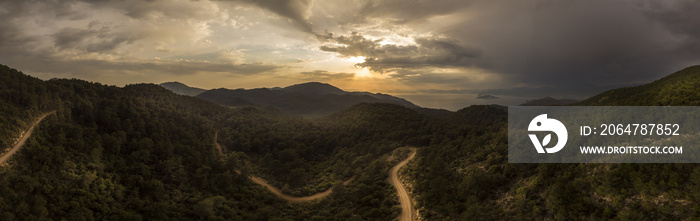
[
  {"left": 0, "top": 64, "right": 699, "bottom": 220},
  {"left": 214, "top": 130, "right": 352, "bottom": 203},
  {"left": 2, "top": 0, "right": 698, "bottom": 220}
]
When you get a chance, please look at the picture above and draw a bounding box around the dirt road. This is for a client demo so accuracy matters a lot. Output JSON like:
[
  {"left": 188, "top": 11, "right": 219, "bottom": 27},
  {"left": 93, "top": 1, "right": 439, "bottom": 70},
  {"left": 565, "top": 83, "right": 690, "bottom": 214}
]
[
  {"left": 390, "top": 147, "right": 418, "bottom": 221},
  {"left": 249, "top": 175, "right": 340, "bottom": 202},
  {"left": 0, "top": 111, "right": 55, "bottom": 165},
  {"left": 213, "top": 131, "right": 225, "bottom": 156},
  {"left": 214, "top": 131, "right": 351, "bottom": 203}
]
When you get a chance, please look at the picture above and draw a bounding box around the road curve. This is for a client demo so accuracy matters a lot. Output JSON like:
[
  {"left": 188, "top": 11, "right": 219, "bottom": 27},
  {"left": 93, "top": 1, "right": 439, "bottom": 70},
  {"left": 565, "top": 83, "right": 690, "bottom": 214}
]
[
  {"left": 0, "top": 111, "right": 55, "bottom": 165},
  {"left": 247, "top": 175, "right": 353, "bottom": 203},
  {"left": 390, "top": 147, "right": 418, "bottom": 221},
  {"left": 214, "top": 130, "right": 351, "bottom": 203},
  {"left": 213, "top": 131, "right": 225, "bottom": 156}
]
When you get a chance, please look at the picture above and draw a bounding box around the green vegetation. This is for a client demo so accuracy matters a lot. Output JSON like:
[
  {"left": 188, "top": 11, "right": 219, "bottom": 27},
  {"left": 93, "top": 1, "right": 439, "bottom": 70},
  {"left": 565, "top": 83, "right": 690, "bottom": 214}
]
[
  {"left": 404, "top": 66, "right": 700, "bottom": 220},
  {"left": 578, "top": 65, "right": 700, "bottom": 106},
  {"left": 0, "top": 65, "right": 405, "bottom": 220},
  {"left": 1, "top": 64, "right": 700, "bottom": 220}
]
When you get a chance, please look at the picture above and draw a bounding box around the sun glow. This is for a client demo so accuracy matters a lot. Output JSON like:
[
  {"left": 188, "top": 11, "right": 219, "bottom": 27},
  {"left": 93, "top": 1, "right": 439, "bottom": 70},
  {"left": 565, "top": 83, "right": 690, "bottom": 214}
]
[
  {"left": 346, "top": 56, "right": 366, "bottom": 64},
  {"left": 340, "top": 56, "right": 374, "bottom": 78},
  {"left": 354, "top": 67, "right": 373, "bottom": 78},
  {"left": 343, "top": 56, "right": 375, "bottom": 78}
]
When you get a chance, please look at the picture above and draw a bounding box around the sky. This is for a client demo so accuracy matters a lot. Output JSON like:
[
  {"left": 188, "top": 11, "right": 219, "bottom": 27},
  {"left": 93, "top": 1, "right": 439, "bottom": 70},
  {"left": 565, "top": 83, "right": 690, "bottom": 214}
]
[{"left": 1, "top": 0, "right": 698, "bottom": 110}]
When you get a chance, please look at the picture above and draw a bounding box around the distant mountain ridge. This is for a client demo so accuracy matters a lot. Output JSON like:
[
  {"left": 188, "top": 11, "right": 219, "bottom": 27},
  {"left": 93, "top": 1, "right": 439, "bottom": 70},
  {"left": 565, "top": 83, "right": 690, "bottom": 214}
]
[
  {"left": 520, "top": 97, "right": 578, "bottom": 106},
  {"left": 160, "top": 81, "right": 447, "bottom": 117},
  {"left": 281, "top": 82, "right": 345, "bottom": 95},
  {"left": 159, "top": 81, "right": 206, "bottom": 96},
  {"left": 3, "top": 63, "right": 700, "bottom": 220}
]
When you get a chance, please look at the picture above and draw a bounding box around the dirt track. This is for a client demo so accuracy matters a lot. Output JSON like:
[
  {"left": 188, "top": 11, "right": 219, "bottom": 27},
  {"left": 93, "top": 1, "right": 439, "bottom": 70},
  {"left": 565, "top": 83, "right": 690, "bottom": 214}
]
[
  {"left": 0, "top": 111, "right": 55, "bottom": 165},
  {"left": 390, "top": 147, "right": 418, "bottom": 221},
  {"left": 214, "top": 130, "right": 351, "bottom": 203}
]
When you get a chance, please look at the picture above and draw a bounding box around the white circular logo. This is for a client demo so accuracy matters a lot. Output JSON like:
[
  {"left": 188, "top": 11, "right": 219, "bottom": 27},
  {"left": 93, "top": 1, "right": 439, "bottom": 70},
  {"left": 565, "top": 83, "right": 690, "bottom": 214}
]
[{"left": 528, "top": 114, "right": 568, "bottom": 153}]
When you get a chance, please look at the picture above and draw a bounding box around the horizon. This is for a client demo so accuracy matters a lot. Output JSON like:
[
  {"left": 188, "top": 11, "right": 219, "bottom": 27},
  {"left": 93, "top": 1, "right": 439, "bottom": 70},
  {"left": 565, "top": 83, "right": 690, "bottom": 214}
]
[
  {"left": 160, "top": 80, "right": 536, "bottom": 111},
  {"left": 2, "top": 1, "right": 699, "bottom": 110}
]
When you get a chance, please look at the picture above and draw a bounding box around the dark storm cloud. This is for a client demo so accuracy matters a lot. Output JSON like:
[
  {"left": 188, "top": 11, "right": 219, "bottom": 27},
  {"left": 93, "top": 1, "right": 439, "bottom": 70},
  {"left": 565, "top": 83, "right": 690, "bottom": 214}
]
[
  {"left": 362, "top": 0, "right": 698, "bottom": 97},
  {"left": 641, "top": 1, "right": 700, "bottom": 41},
  {"left": 0, "top": 0, "right": 283, "bottom": 80},
  {"left": 318, "top": 32, "right": 481, "bottom": 72},
  {"left": 53, "top": 26, "right": 139, "bottom": 53},
  {"left": 0, "top": 1, "right": 47, "bottom": 54},
  {"left": 223, "top": 0, "right": 315, "bottom": 33},
  {"left": 491, "top": 0, "right": 699, "bottom": 90},
  {"left": 387, "top": 69, "right": 478, "bottom": 85},
  {"left": 415, "top": 83, "right": 639, "bottom": 99},
  {"left": 485, "top": 1, "right": 667, "bottom": 87},
  {"left": 357, "top": 0, "right": 472, "bottom": 24},
  {"left": 79, "top": 0, "right": 225, "bottom": 20},
  {"left": 7, "top": 58, "right": 279, "bottom": 77},
  {"left": 1, "top": 0, "right": 699, "bottom": 104},
  {"left": 298, "top": 70, "right": 355, "bottom": 81},
  {"left": 316, "top": 0, "right": 699, "bottom": 98}
]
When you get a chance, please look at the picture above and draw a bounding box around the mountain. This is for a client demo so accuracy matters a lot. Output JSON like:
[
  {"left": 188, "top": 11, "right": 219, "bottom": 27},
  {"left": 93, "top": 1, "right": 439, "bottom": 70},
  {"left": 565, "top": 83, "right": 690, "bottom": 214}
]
[
  {"left": 195, "top": 81, "right": 426, "bottom": 117},
  {"left": 577, "top": 65, "right": 700, "bottom": 106},
  {"left": 2, "top": 63, "right": 700, "bottom": 220},
  {"left": 409, "top": 66, "right": 700, "bottom": 220},
  {"left": 159, "top": 81, "right": 206, "bottom": 96},
  {"left": 281, "top": 82, "right": 345, "bottom": 95},
  {"left": 0, "top": 64, "right": 408, "bottom": 220},
  {"left": 520, "top": 97, "right": 578, "bottom": 106}
]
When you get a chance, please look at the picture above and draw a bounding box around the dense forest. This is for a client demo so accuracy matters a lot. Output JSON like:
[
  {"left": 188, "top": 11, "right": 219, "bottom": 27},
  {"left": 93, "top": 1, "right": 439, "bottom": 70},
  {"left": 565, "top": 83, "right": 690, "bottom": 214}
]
[
  {"left": 0, "top": 64, "right": 411, "bottom": 220},
  {"left": 1, "top": 64, "right": 700, "bottom": 220},
  {"left": 404, "top": 65, "right": 700, "bottom": 220}
]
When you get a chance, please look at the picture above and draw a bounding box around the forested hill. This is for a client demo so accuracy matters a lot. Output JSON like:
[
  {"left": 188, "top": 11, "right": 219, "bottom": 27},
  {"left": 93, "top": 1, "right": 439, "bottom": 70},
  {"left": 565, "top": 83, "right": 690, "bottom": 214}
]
[
  {"left": 2, "top": 63, "right": 700, "bottom": 220},
  {"left": 159, "top": 82, "right": 206, "bottom": 96},
  {"left": 577, "top": 65, "right": 700, "bottom": 106},
  {"left": 405, "top": 65, "right": 700, "bottom": 220},
  {"left": 0, "top": 64, "right": 425, "bottom": 220},
  {"left": 190, "top": 81, "right": 438, "bottom": 117}
]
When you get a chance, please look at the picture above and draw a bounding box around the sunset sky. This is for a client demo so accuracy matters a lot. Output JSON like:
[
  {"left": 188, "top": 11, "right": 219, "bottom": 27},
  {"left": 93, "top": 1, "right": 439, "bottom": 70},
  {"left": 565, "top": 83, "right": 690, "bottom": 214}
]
[{"left": 1, "top": 0, "right": 698, "bottom": 110}]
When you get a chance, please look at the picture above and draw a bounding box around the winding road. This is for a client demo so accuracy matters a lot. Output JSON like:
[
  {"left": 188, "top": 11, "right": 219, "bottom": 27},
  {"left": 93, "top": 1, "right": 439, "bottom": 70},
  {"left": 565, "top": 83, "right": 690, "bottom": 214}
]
[
  {"left": 2, "top": 117, "right": 417, "bottom": 217},
  {"left": 216, "top": 131, "right": 419, "bottom": 217},
  {"left": 214, "top": 130, "right": 351, "bottom": 203},
  {"left": 0, "top": 111, "right": 55, "bottom": 165},
  {"left": 390, "top": 147, "right": 418, "bottom": 221}
]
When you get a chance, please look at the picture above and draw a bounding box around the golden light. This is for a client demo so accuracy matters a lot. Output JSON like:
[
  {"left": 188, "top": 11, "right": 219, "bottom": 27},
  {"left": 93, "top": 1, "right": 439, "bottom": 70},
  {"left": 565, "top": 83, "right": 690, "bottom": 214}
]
[
  {"left": 354, "top": 67, "right": 373, "bottom": 78},
  {"left": 346, "top": 56, "right": 366, "bottom": 64}
]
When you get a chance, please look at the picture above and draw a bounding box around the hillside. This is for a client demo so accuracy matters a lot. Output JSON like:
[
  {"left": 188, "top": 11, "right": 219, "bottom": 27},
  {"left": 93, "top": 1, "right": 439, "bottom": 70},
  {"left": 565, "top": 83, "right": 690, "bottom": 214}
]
[
  {"left": 520, "top": 97, "right": 578, "bottom": 106},
  {"left": 2, "top": 64, "right": 700, "bottom": 220},
  {"left": 0, "top": 64, "right": 423, "bottom": 220},
  {"left": 194, "top": 82, "right": 424, "bottom": 116},
  {"left": 159, "top": 81, "right": 206, "bottom": 96},
  {"left": 577, "top": 65, "right": 700, "bottom": 106},
  {"left": 404, "top": 65, "right": 700, "bottom": 220}
]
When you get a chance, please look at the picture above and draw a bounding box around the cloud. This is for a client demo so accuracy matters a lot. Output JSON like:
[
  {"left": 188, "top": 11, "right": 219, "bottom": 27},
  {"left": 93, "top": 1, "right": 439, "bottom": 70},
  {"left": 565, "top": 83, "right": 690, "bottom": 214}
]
[
  {"left": 357, "top": 0, "right": 471, "bottom": 24},
  {"left": 1, "top": 0, "right": 699, "bottom": 107},
  {"left": 298, "top": 70, "right": 355, "bottom": 81},
  {"left": 315, "top": 0, "right": 699, "bottom": 99},
  {"left": 641, "top": 1, "right": 700, "bottom": 40},
  {"left": 0, "top": 0, "right": 278, "bottom": 80},
  {"left": 416, "top": 82, "right": 639, "bottom": 99},
  {"left": 6, "top": 56, "right": 279, "bottom": 78},
  {"left": 80, "top": 0, "right": 229, "bottom": 21},
  {"left": 318, "top": 32, "right": 482, "bottom": 72},
  {"left": 226, "top": 0, "right": 315, "bottom": 33},
  {"left": 53, "top": 26, "right": 140, "bottom": 53}
]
